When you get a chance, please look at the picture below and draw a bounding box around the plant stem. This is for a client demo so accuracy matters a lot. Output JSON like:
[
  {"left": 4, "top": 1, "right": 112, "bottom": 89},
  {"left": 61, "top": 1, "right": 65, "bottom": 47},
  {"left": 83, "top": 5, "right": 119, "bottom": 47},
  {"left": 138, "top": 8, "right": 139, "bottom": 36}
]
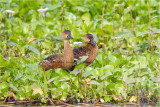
[
  {"left": 84, "top": 71, "right": 86, "bottom": 97},
  {"left": 48, "top": 98, "right": 55, "bottom": 105},
  {"left": 0, "top": 25, "right": 1, "bottom": 35},
  {"left": 39, "top": 43, "right": 46, "bottom": 78},
  {"left": 61, "top": 3, "right": 65, "bottom": 35},
  {"left": 78, "top": 71, "right": 87, "bottom": 103},
  {"left": 69, "top": 75, "right": 72, "bottom": 97},
  {"left": 128, "top": 8, "right": 136, "bottom": 48},
  {"left": 101, "top": 50, "right": 104, "bottom": 95},
  {"left": 36, "top": 40, "right": 48, "bottom": 82},
  {"left": 147, "top": 0, "right": 151, "bottom": 30},
  {"left": 136, "top": 81, "right": 140, "bottom": 106},
  {"left": 91, "top": 88, "right": 98, "bottom": 104},
  {"left": 147, "top": 0, "right": 154, "bottom": 51},
  {"left": 113, "top": 8, "right": 115, "bottom": 37},
  {"left": 113, "top": 8, "right": 116, "bottom": 48},
  {"left": 122, "top": 6, "right": 125, "bottom": 29},
  {"left": 102, "top": 7, "right": 105, "bottom": 53},
  {"left": 10, "top": 46, "right": 18, "bottom": 57},
  {"left": 103, "top": 94, "right": 122, "bottom": 99}
]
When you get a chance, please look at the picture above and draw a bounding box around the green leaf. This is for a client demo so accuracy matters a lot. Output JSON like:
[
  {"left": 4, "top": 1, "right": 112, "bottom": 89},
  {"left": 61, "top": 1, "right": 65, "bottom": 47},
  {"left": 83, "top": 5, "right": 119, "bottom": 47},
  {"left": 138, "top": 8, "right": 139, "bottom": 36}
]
[
  {"left": 10, "top": 84, "right": 18, "bottom": 91},
  {"left": 70, "top": 69, "right": 82, "bottom": 76},
  {"left": 81, "top": 13, "right": 91, "bottom": 25},
  {"left": 85, "top": 67, "right": 94, "bottom": 77},
  {"left": 77, "top": 56, "right": 88, "bottom": 64},
  {"left": 137, "top": 31, "right": 149, "bottom": 37},
  {"left": 0, "top": 82, "right": 8, "bottom": 90},
  {"left": 107, "top": 83, "right": 116, "bottom": 90},
  {"left": 103, "top": 65, "right": 114, "bottom": 73},
  {"left": 104, "top": 96, "right": 111, "bottom": 102},
  {"left": 61, "top": 82, "right": 68, "bottom": 90},
  {"left": 138, "top": 71, "right": 150, "bottom": 77},
  {"left": 74, "top": 6, "right": 89, "bottom": 12},
  {"left": 28, "top": 45, "right": 39, "bottom": 54},
  {"left": 47, "top": 77, "right": 58, "bottom": 84},
  {"left": 103, "top": 19, "right": 113, "bottom": 25},
  {"left": 152, "top": 77, "right": 160, "bottom": 83},
  {"left": 30, "top": 83, "right": 43, "bottom": 95},
  {"left": 75, "top": 63, "right": 86, "bottom": 70},
  {"left": 101, "top": 74, "right": 109, "bottom": 80},
  {"left": 90, "top": 75, "right": 98, "bottom": 80},
  {"left": 125, "top": 77, "right": 136, "bottom": 84},
  {"left": 38, "top": 39, "right": 45, "bottom": 42},
  {"left": 152, "top": 29, "right": 160, "bottom": 33},
  {"left": 14, "top": 73, "right": 22, "bottom": 81},
  {"left": 53, "top": 36, "right": 62, "bottom": 41},
  {"left": 112, "top": 29, "right": 132, "bottom": 39},
  {"left": 8, "top": 41, "right": 17, "bottom": 46},
  {"left": 28, "top": 76, "right": 37, "bottom": 82},
  {"left": 73, "top": 42, "right": 83, "bottom": 46},
  {"left": 43, "top": 3, "right": 61, "bottom": 10},
  {"left": 87, "top": 80, "right": 100, "bottom": 85}
]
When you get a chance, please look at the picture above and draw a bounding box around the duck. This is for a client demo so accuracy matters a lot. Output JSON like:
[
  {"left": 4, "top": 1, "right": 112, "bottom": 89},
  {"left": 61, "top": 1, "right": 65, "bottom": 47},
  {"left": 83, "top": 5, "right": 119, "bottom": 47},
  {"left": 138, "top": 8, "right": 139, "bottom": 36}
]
[
  {"left": 41, "top": 30, "right": 74, "bottom": 71},
  {"left": 73, "top": 34, "right": 98, "bottom": 66}
]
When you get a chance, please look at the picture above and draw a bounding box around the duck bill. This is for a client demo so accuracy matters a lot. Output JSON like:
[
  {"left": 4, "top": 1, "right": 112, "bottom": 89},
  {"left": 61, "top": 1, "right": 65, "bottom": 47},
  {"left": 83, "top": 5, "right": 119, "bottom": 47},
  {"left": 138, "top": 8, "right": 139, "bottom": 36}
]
[
  {"left": 67, "top": 34, "right": 73, "bottom": 39},
  {"left": 90, "top": 39, "right": 96, "bottom": 45}
]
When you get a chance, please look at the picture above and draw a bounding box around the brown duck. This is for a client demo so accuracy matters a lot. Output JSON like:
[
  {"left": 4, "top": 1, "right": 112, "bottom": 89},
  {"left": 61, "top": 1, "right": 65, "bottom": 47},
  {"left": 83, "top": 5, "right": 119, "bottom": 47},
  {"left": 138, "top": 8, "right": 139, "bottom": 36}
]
[
  {"left": 73, "top": 34, "right": 98, "bottom": 66},
  {"left": 41, "top": 30, "right": 74, "bottom": 71}
]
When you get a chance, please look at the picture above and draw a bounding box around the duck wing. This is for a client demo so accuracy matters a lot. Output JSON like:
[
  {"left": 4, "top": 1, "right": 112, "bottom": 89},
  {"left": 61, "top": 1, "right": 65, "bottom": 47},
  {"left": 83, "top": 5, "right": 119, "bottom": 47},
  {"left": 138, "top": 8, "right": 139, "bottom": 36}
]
[
  {"left": 41, "top": 54, "right": 63, "bottom": 71},
  {"left": 73, "top": 46, "right": 88, "bottom": 61}
]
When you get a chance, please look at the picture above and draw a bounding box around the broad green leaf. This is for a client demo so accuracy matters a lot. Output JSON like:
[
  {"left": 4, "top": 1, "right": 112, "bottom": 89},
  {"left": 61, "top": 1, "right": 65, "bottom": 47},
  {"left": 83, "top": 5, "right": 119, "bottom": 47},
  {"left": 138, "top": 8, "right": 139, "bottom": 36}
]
[
  {"left": 70, "top": 68, "right": 82, "bottom": 76},
  {"left": 103, "top": 19, "right": 113, "bottom": 25},
  {"left": 30, "top": 83, "right": 43, "bottom": 95},
  {"left": 87, "top": 80, "right": 100, "bottom": 85},
  {"left": 10, "top": 84, "right": 18, "bottom": 91},
  {"left": 28, "top": 45, "right": 39, "bottom": 54},
  {"left": 152, "top": 29, "right": 160, "bottom": 33},
  {"left": 136, "top": 31, "right": 149, "bottom": 37},
  {"left": 47, "top": 77, "right": 58, "bottom": 84},
  {"left": 77, "top": 56, "right": 88, "bottom": 64},
  {"left": 73, "top": 42, "right": 83, "bottom": 46},
  {"left": 81, "top": 13, "right": 91, "bottom": 25},
  {"left": 74, "top": 63, "right": 86, "bottom": 70},
  {"left": 53, "top": 36, "right": 62, "bottom": 41},
  {"left": 107, "top": 83, "right": 115, "bottom": 90},
  {"left": 85, "top": 67, "right": 94, "bottom": 77},
  {"left": 152, "top": 77, "right": 160, "bottom": 83},
  {"left": 61, "top": 82, "right": 69, "bottom": 90},
  {"left": 0, "top": 82, "right": 8, "bottom": 90},
  {"left": 90, "top": 75, "right": 98, "bottom": 80},
  {"left": 93, "top": 69, "right": 99, "bottom": 75},
  {"left": 8, "top": 41, "right": 17, "bottom": 46},
  {"left": 103, "top": 65, "right": 114, "bottom": 73},
  {"left": 125, "top": 77, "right": 136, "bottom": 84},
  {"left": 101, "top": 74, "right": 109, "bottom": 80},
  {"left": 104, "top": 96, "right": 111, "bottom": 102},
  {"left": 14, "top": 73, "right": 22, "bottom": 81},
  {"left": 74, "top": 6, "right": 89, "bottom": 12},
  {"left": 28, "top": 76, "right": 37, "bottom": 82}
]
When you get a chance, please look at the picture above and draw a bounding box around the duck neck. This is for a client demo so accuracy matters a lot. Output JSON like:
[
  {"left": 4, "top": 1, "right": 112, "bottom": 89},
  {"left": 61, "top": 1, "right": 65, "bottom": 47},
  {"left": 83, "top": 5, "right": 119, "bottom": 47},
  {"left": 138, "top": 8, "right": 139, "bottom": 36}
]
[
  {"left": 85, "top": 43, "right": 94, "bottom": 47},
  {"left": 64, "top": 40, "right": 72, "bottom": 55}
]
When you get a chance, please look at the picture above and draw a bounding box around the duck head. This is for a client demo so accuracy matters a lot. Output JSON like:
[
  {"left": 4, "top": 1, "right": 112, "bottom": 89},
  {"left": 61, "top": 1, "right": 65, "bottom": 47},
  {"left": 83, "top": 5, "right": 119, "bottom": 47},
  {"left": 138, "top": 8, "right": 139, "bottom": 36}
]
[
  {"left": 84, "top": 34, "right": 96, "bottom": 46},
  {"left": 63, "top": 30, "right": 73, "bottom": 40}
]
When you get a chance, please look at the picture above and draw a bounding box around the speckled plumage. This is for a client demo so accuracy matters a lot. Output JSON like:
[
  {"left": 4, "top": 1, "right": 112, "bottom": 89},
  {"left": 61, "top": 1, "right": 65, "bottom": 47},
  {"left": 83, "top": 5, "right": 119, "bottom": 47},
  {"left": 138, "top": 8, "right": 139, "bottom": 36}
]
[{"left": 73, "top": 34, "right": 98, "bottom": 66}]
